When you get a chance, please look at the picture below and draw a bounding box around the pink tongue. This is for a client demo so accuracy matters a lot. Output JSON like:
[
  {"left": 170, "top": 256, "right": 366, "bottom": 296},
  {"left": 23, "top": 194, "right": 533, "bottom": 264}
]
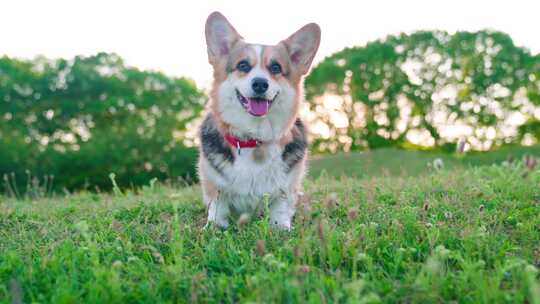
[{"left": 247, "top": 98, "right": 270, "bottom": 116}]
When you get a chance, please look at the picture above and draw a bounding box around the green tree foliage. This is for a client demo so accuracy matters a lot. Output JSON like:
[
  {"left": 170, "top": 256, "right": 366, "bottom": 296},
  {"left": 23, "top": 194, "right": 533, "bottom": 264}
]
[
  {"left": 305, "top": 30, "right": 540, "bottom": 152},
  {"left": 0, "top": 53, "right": 204, "bottom": 193}
]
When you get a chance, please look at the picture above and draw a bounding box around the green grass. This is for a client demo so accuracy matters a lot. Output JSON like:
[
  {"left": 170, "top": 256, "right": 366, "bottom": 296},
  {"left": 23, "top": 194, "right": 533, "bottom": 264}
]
[
  {"left": 309, "top": 144, "right": 540, "bottom": 178},
  {"left": 1, "top": 150, "right": 540, "bottom": 303}
]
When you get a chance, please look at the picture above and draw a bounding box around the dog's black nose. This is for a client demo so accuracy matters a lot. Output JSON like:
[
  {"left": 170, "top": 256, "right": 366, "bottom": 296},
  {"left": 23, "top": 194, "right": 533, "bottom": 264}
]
[{"left": 251, "top": 78, "right": 269, "bottom": 95}]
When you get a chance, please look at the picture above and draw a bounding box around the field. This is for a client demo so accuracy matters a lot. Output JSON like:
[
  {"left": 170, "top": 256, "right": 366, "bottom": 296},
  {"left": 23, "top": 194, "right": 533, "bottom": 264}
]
[
  {"left": 309, "top": 145, "right": 540, "bottom": 178},
  {"left": 1, "top": 148, "right": 540, "bottom": 303}
]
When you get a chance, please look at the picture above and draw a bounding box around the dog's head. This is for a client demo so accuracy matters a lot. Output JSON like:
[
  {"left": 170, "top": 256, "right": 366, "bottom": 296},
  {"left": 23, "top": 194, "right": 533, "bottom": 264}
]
[{"left": 205, "top": 12, "right": 320, "bottom": 141}]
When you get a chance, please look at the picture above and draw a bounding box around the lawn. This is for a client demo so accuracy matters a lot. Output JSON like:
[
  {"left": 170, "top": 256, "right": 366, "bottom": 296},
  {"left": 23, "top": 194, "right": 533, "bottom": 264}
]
[
  {"left": 309, "top": 144, "right": 540, "bottom": 178},
  {"left": 1, "top": 148, "right": 540, "bottom": 303}
]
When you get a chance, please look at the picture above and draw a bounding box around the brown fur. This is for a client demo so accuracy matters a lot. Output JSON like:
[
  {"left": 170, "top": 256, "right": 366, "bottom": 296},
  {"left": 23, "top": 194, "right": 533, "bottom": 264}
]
[
  {"left": 200, "top": 11, "right": 320, "bottom": 229},
  {"left": 209, "top": 42, "right": 305, "bottom": 148}
]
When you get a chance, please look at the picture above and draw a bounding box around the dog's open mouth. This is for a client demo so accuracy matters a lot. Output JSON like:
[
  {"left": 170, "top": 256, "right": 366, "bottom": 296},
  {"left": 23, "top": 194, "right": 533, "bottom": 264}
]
[{"left": 236, "top": 89, "right": 276, "bottom": 117}]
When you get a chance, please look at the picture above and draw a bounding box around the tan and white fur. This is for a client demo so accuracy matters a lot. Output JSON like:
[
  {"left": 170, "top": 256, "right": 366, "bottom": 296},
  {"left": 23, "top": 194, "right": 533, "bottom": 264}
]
[{"left": 198, "top": 12, "right": 320, "bottom": 230}]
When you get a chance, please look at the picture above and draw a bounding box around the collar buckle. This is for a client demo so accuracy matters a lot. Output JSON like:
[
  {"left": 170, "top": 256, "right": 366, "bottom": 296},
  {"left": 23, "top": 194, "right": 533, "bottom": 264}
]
[{"left": 224, "top": 132, "right": 260, "bottom": 152}]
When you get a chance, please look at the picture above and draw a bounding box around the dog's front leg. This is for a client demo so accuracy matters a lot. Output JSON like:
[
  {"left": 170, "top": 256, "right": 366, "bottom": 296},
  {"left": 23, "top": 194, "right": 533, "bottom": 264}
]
[
  {"left": 269, "top": 192, "right": 296, "bottom": 230},
  {"left": 206, "top": 199, "right": 230, "bottom": 229}
]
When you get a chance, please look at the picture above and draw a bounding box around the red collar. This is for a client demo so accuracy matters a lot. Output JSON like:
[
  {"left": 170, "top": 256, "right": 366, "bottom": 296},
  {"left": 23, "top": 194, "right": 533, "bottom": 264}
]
[{"left": 224, "top": 133, "right": 259, "bottom": 149}]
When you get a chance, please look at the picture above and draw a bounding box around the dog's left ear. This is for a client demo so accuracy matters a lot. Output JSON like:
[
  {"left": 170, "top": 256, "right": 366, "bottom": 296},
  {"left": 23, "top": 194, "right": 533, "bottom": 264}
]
[
  {"left": 283, "top": 23, "right": 321, "bottom": 75},
  {"left": 205, "top": 12, "right": 243, "bottom": 65}
]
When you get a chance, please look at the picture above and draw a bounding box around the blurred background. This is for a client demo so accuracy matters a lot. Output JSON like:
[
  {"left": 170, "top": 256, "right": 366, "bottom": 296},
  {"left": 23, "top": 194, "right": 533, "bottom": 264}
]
[{"left": 1, "top": 0, "right": 539, "bottom": 195}]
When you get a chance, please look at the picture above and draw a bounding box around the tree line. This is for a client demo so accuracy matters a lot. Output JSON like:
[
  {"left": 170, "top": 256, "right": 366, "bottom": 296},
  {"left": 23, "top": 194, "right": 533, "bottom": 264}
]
[{"left": 1, "top": 30, "right": 539, "bottom": 193}]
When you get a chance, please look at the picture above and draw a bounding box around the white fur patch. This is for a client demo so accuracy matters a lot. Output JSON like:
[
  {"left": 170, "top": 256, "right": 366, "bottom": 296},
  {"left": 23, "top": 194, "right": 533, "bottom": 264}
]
[{"left": 201, "top": 142, "right": 304, "bottom": 229}]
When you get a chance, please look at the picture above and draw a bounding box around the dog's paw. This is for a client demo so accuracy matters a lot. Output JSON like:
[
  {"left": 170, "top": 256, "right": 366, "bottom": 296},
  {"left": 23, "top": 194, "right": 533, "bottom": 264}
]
[
  {"left": 270, "top": 219, "right": 292, "bottom": 231},
  {"left": 269, "top": 208, "right": 293, "bottom": 231},
  {"left": 203, "top": 220, "right": 229, "bottom": 230}
]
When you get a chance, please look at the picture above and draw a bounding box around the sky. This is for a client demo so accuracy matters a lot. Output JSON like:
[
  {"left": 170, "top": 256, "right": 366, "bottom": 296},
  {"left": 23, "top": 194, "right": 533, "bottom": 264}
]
[{"left": 2, "top": 0, "right": 540, "bottom": 88}]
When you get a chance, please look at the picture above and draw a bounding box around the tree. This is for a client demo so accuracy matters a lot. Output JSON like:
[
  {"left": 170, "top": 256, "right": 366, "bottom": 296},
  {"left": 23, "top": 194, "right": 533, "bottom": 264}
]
[
  {"left": 0, "top": 53, "right": 204, "bottom": 193},
  {"left": 305, "top": 30, "right": 540, "bottom": 152}
]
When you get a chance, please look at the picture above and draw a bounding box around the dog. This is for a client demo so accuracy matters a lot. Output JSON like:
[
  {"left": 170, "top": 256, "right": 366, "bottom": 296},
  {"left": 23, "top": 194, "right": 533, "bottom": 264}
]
[{"left": 198, "top": 12, "right": 320, "bottom": 230}]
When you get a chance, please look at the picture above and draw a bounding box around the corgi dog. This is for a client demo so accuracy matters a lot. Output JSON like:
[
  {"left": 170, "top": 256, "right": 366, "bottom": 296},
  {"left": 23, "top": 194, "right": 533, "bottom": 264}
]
[{"left": 198, "top": 12, "right": 320, "bottom": 230}]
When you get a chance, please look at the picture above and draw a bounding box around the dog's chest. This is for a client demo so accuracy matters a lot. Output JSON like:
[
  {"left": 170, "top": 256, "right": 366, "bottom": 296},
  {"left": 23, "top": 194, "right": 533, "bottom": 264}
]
[{"left": 222, "top": 143, "right": 289, "bottom": 196}]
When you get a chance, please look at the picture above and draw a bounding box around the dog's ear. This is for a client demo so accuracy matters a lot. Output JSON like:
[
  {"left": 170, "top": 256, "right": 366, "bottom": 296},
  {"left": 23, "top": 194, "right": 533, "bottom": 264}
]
[
  {"left": 283, "top": 23, "right": 321, "bottom": 75},
  {"left": 205, "top": 12, "right": 242, "bottom": 65}
]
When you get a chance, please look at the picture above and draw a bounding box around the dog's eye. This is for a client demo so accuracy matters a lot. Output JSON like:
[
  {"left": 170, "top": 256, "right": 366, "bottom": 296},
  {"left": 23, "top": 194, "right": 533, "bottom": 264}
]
[
  {"left": 269, "top": 62, "right": 282, "bottom": 75},
  {"left": 236, "top": 60, "right": 251, "bottom": 73}
]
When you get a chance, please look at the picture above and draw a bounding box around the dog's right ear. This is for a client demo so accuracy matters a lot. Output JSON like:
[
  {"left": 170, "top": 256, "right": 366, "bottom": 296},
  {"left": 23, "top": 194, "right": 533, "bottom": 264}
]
[{"left": 205, "top": 12, "right": 242, "bottom": 65}]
